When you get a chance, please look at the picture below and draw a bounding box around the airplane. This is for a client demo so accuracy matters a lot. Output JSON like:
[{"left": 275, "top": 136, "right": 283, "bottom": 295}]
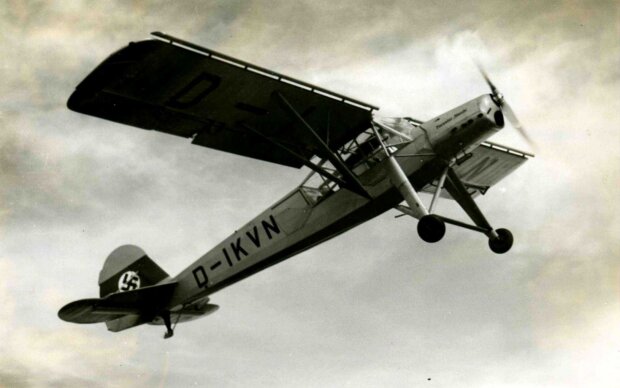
[{"left": 58, "top": 32, "right": 534, "bottom": 339}]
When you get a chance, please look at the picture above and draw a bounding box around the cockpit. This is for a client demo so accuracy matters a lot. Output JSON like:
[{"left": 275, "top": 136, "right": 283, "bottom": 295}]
[{"left": 297, "top": 117, "right": 429, "bottom": 206}]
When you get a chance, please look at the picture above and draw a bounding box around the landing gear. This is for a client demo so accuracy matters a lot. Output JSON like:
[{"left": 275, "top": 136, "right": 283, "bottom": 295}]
[
  {"left": 372, "top": 121, "right": 515, "bottom": 254},
  {"left": 488, "top": 228, "right": 513, "bottom": 254},
  {"left": 417, "top": 215, "right": 446, "bottom": 243},
  {"left": 394, "top": 164, "right": 515, "bottom": 254},
  {"left": 162, "top": 311, "right": 174, "bottom": 339}
]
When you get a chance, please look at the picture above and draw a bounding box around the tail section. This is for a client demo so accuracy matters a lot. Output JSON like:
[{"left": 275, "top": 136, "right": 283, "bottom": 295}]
[
  {"left": 59, "top": 244, "right": 219, "bottom": 338},
  {"left": 98, "top": 245, "right": 169, "bottom": 297},
  {"left": 60, "top": 245, "right": 174, "bottom": 330}
]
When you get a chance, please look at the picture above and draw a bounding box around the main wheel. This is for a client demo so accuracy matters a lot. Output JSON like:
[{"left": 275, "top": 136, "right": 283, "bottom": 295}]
[
  {"left": 417, "top": 215, "right": 446, "bottom": 243},
  {"left": 488, "top": 228, "right": 513, "bottom": 254}
]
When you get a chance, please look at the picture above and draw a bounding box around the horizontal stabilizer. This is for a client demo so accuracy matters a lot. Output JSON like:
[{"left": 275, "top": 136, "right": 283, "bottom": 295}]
[
  {"left": 57, "top": 298, "right": 140, "bottom": 323},
  {"left": 58, "top": 281, "right": 177, "bottom": 324}
]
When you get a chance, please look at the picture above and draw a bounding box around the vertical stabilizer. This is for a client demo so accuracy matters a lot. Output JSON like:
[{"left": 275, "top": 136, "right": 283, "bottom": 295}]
[{"left": 98, "top": 245, "right": 169, "bottom": 297}]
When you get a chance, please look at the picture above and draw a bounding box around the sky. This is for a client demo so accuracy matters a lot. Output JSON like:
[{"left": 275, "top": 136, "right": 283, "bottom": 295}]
[{"left": 0, "top": 0, "right": 619, "bottom": 386}]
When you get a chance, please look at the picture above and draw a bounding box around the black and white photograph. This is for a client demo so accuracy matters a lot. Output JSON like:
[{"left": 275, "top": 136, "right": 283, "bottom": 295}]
[{"left": 1, "top": 1, "right": 618, "bottom": 386}]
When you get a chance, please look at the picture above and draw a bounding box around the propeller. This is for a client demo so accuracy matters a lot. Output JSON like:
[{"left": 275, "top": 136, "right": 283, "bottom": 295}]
[{"left": 476, "top": 63, "right": 535, "bottom": 149}]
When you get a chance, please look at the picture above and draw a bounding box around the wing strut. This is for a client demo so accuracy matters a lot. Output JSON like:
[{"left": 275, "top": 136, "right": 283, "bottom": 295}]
[
  {"left": 241, "top": 123, "right": 351, "bottom": 190},
  {"left": 273, "top": 92, "right": 371, "bottom": 199}
]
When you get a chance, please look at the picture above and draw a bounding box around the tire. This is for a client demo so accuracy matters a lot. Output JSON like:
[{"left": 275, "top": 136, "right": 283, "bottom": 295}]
[
  {"left": 488, "top": 228, "right": 513, "bottom": 254},
  {"left": 417, "top": 215, "right": 446, "bottom": 243}
]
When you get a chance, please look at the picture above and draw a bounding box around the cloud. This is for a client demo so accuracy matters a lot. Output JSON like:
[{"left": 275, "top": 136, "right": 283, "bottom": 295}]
[{"left": 0, "top": 258, "right": 161, "bottom": 387}]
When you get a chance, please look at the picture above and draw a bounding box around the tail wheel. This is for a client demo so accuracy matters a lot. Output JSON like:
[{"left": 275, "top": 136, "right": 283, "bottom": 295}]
[
  {"left": 417, "top": 215, "right": 446, "bottom": 243},
  {"left": 488, "top": 228, "right": 513, "bottom": 254}
]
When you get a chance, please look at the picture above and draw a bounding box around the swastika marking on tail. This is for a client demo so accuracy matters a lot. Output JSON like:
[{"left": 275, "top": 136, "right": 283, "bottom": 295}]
[{"left": 118, "top": 271, "right": 141, "bottom": 292}]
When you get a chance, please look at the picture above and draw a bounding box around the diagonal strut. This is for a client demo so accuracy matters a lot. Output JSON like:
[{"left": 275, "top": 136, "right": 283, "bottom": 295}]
[
  {"left": 273, "top": 91, "right": 370, "bottom": 198},
  {"left": 241, "top": 123, "right": 352, "bottom": 190}
]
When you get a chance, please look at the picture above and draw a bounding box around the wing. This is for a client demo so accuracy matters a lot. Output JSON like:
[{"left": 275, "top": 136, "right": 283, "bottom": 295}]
[
  {"left": 422, "top": 141, "right": 532, "bottom": 198},
  {"left": 67, "top": 32, "right": 377, "bottom": 168},
  {"left": 58, "top": 282, "right": 177, "bottom": 324}
]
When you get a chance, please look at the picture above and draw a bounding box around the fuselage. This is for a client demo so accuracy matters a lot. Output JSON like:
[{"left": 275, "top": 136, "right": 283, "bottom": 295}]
[{"left": 167, "top": 94, "right": 504, "bottom": 309}]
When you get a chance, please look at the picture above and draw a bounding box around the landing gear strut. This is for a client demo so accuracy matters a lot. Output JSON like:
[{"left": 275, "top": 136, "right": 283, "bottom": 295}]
[
  {"left": 394, "top": 164, "right": 514, "bottom": 254},
  {"left": 440, "top": 167, "right": 514, "bottom": 254},
  {"left": 372, "top": 123, "right": 514, "bottom": 254},
  {"left": 162, "top": 311, "right": 174, "bottom": 339}
]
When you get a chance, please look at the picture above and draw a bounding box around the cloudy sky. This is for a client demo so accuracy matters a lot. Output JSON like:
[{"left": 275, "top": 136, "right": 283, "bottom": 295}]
[{"left": 1, "top": 0, "right": 619, "bottom": 386}]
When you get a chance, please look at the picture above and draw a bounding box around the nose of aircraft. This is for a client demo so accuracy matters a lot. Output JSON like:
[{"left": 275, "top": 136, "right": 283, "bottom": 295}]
[
  {"left": 494, "top": 110, "right": 504, "bottom": 128},
  {"left": 476, "top": 63, "right": 535, "bottom": 149},
  {"left": 478, "top": 94, "right": 505, "bottom": 129}
]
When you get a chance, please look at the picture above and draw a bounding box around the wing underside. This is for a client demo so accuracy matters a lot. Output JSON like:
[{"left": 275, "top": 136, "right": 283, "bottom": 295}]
[
  {"left": 68, "top": 33, "right": 376, "bottom": 168},
  {"left": 422, "top": 142, "right": 531, "bottom": 198}
]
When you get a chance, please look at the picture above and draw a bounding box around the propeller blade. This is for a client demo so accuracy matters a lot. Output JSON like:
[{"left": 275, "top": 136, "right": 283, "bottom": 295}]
[
  {"left": 475, "top": 61, "right": 535, "bottom": 150},
  {"left": 501, "top": 101, "right": 522, "bottom": 129},
  {"left": 502, "top": 102, "right": 536, "bottom": 149},
  {"left": 476, "top": 62, "right": 499, "bottom": 95}
]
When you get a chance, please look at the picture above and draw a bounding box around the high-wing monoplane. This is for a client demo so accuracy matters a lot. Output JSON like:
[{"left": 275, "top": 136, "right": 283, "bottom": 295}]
[{"left": 59, "top": 32, "right": 533, "bottom": 338}]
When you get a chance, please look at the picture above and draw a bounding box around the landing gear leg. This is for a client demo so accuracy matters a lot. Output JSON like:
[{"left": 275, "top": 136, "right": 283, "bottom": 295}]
[
  {"left": 444, "top": 168, "right": 513, "bottom": 254},
  {"left": 162, "top": 311, "right": 174, "bottom": 339},
  {"left": 370, "top": 123, "right": 444, "bottom": 243},
  {"left": 386, "top": 151, "right": 451, "bottom": 244},
  {"left": 417, "top": 166, "right": 449, "bottom": 243}
]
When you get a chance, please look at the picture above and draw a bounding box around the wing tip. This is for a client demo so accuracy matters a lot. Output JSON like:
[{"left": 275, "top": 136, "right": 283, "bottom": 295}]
[
  {"left": 66, "top": 89, "right": 84, "bottom": 113},
  {"left": 58, "top": 298, "right": 105, "bottom": 324}
]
